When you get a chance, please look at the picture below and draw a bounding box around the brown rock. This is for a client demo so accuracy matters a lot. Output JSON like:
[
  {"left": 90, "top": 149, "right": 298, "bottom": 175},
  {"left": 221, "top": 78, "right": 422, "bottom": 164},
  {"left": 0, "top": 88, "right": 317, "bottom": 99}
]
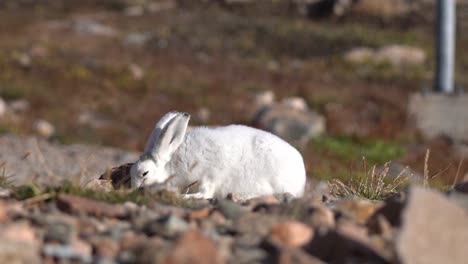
[
  {"left": 278, "top": 248, "right": 326, "bottom": 264},
  {"left": 453, "top": 181, "right": 468, "bottom": 194},
  {"left": 270, "top": 221, "right": 314, "bottom": 248},
  {"left": 0, "top": 201, "right": 7, "bottom": 223},
  {"left": 119, "top": 231, "right": 147, "bottom": 251},
  {"left": 336, "top": 219, "right": 368, "bottom": 245},
  {"left": 164, "top": 230, "right": 224, "bottom": 264},
  {"left": 306, "top": 204, "right": 335, "bottom": 229},
  {"left": 334, "top": 198, "right": 382, "bottom": 224},
  {"left": 397, "top": 187, "right": 468, "bottom": 264},
  {"left": 186, "top": 208, "right": 211, "bottom": 221},
  {"left": 91, "top": 237, "right": 118, "bottom": 258},
  {"left": 57, "top": 194, "right": 128, "bottom": 218}
]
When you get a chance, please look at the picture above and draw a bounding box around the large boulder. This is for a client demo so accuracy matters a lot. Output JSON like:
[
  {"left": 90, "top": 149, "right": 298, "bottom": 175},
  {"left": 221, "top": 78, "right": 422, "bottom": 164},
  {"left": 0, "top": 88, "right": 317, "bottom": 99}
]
[{"left": 396, "top": 187, "right": 468, "bottom": 264}]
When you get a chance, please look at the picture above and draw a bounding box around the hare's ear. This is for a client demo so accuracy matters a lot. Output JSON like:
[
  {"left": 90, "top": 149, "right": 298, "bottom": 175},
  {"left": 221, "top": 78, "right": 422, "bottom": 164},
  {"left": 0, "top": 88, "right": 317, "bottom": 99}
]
[
  {"left": 150, "top": 112, "right": 190, "bottom": 159},
  {"left": 144, "top": 111, "right": 179, "bottom": 154}
]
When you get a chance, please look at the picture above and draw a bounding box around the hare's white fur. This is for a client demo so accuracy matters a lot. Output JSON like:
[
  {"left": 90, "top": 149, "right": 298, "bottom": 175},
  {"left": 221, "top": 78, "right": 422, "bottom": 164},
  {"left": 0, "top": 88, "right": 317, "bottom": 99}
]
[{"left": 131, "top": 112, "right": 306, "bottom": 200}]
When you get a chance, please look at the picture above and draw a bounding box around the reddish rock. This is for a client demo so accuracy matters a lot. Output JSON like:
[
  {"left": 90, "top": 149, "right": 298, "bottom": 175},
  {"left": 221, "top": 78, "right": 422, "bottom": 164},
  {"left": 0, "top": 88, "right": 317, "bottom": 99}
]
[
  {"left": 57, "top": 194, "right": 128, "bottom": 218},
  {"left": 164, "top": 230, "right": 224, "bottom": 264},
  {"left": 270, "top": 221, "right": 314, "bottom": 248},
  {"left": 186, "top": 208, "right": 211, "bottom": 221}
]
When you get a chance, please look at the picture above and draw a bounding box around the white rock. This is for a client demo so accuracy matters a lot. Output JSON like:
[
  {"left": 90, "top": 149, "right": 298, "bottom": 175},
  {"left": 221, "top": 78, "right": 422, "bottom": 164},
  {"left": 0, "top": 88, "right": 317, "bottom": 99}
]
[
  {"left": 344, "top": 47, "right": 375, "bottom": 64},
  {"left": 128, "top": 64, "right": 144, "bottom": 80},
  {"left": 33, "top": 119, "right": 55, "bottom": 138},
  {"left": 254, "top": 90, "right": 275, "bottom": 108},
  {"left": 375, "top": 45, "right": 425, "bottom": 67},
  {"left": 0, "top": 97, "right": 6, "bottom": 117},
  {"left": 9, "top": 99, "right": 30, "bottom": 112}
]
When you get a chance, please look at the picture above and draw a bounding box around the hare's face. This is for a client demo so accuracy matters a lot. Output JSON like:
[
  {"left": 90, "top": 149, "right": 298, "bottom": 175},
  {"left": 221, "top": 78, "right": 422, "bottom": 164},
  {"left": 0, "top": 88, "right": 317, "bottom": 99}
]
[{"left": 130, "top": 157, "right": 169, "bottom": 188}]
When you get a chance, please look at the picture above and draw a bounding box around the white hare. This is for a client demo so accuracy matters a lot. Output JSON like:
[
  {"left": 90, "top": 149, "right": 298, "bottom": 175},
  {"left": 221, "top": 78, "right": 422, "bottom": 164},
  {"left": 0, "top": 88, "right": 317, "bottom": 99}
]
[{"left": 130, "top": 111, "right": 306, "bottom": 200}]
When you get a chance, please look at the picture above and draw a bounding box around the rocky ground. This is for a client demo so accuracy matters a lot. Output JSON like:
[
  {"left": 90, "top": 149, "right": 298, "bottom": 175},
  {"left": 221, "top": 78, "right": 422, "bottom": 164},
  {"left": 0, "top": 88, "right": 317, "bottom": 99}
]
[{"left": 0, "top": 166, "right": 467, "bottom": 263}]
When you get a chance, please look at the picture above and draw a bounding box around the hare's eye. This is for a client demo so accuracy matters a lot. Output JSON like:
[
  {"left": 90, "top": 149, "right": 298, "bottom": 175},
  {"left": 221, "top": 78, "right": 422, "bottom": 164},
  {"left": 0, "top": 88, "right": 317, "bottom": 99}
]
[{"left": 142, "top": 171, "right": 149, "bottom": 177}]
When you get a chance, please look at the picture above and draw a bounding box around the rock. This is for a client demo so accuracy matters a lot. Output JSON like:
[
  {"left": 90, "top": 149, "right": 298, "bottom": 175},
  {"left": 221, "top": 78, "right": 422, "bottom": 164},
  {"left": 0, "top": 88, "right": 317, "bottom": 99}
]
[
  {"left": 306, "top": 204, "right": 335, "bottom": 229},
  {"left": 344, "top": 47, "right": 375, "bottom": 64},
  {"left": 0, "top": 188, "right": 11, "bottom": 199},
  {"left": 33, "top": 119, "right": 55, "bottom": 138},
  {"left": 396, "top": 187, "right": 468, "bottom": 264},
  {"left": 269, "top": 221, "right": 314, "bottom": 247},
  {"left": 408, "top": 93, "right": 468, "bottom": 143},
  {"left": 57, "top": 194, "right": 128, "bottom": 218},
  {"left": 375, "top": 45, "right": 425, "bottom": 67},
  {"left": 446, "top": 191, "right": 468, "bottom": 213},
  {"left": 12, "top": 52, "right": 32, "bottom": 68},
  {"left": 244, "top": 195, "right": 280, "bottom": 209},
  {"left": 0, "top": 97, "right": 6, "bottom": 118},
  {"left": 333, "top": 198, "right": 382, "bottom": 224},
  {"left": 128, "top": 64, "right": 144, "bottom": 80},
  {"left": 70, "top": 239, "right": 93, "bottom": 261},
  {"left": 253, "top": 98, "right": 325, "bottom": 146},
  {"left": 231, "top": 247, "right": 268, "bottom": 264},
  {"left": 164, "top": 230, "right": 224, "bottom": 264},
  {"left": 277, "top": 248, "right": 326, "bottom": 264},
  {"left": 123, "top": 32, "right": 152, "bottom": 47},
  {"left": 45, "top": 220, "right": 75, "bottom": 244},
  {"left": 143, "top": 215, "right": 190, "bottom": 237},
  {"left": 0, "top": 201, "right": 6, "bottom": 223},
  {"left": 43, "top": 244, "right": 92, "bottom": 263},
  {"left": 254, "top": 90, "right": 275, "bottom": 108},
  {"left": 90, "top": 237, "right": 118, "bottom": 259},
  {"left": 8, "top": 99, "right": 30, "bottom": 112},
  {"left": 368, "top": 192, "right": 406, "bottom": 227},
  {"left": 186, "top": 208, "right": 211, "bottom": 221},
  {"left": 217, "top": 199, "right": 247, "bottom": 221},
  {"left": 195, "top": 107, "right": 211, "bottom": 124},
  {"left": 453, "top": 181, "right": 468, "bottom": 194},
  {"left": 0, "top": 223, "right": 40, "bottom": 264},
  {"left": 304, "top": 229, "right": 387, "bottom": 263},
  {"left": 73, "top": 20, "right": 118, "bottom": 37}
]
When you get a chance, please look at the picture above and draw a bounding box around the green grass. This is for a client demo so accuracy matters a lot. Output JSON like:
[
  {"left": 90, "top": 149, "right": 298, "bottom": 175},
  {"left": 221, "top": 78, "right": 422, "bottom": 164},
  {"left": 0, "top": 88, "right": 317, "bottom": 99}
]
[
  {"left": 1, "top": 177, "right": 199, "bottom": 208},
  {"left": 311, "top": 135, "right": 406, "bottom": 165}
]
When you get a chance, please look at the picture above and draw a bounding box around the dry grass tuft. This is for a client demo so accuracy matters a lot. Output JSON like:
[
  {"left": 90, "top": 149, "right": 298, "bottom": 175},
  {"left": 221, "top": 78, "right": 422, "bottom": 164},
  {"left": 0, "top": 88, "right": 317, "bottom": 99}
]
[{"left": 329, "top": 158, "right": 410, "bottom": 200}]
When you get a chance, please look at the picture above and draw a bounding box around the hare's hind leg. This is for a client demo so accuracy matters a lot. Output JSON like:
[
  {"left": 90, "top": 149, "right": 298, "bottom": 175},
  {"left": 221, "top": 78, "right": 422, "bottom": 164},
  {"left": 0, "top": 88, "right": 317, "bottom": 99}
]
[{"left": 182, "top": 181, "right": 215, "bottom": 200}]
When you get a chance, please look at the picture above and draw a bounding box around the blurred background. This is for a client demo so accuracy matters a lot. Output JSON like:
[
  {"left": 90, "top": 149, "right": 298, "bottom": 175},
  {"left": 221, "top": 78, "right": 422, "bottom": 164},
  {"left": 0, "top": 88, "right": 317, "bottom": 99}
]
[{"left": 0, "top": 0, "right": 467, "bottom": 186}]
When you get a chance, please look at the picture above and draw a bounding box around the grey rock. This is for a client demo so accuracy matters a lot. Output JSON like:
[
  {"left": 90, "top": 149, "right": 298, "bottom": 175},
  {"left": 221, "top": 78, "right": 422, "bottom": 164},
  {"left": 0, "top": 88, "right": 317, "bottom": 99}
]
[
  {"left": 144, "top": 215, "right": 190, "bottom": 237},
  {"left": 45, "top": 221, "right": 74, "bottom": 244},
  {"left": 217, "top": 199, "right": 247, "bottom": 221},
  {"left": 43, "top": 244, "right": 92, "bottom": 263},
  {"left": 8, "top": 99, "right": 30, "bottom": 112},
  {"left": 397, "top": 187, "right": 468, "bottom": 264},
  {"left": 73, "top": 20, "right": 118, "bottom": 37},
  {"left": 253, "top": 98, "right": 325, "bottom": 146},
  {"left": 123, "top": 32, "right": 152, "bottom": 47},
  {"left": 0, "top": 135, "right": 138, "bottom": 185},
  {"left": 447, "top": 191, "right": 468, "bottom": 213},
  {"left": 408, "top": 93, "right": 468, "bottom": 143}
]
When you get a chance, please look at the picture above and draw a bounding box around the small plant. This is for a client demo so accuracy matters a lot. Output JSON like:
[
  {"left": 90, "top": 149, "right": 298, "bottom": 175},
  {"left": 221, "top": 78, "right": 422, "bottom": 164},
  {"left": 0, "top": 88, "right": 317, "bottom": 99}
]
[{"left": 329, "top": 158, "right": 410, "bottom": 200}]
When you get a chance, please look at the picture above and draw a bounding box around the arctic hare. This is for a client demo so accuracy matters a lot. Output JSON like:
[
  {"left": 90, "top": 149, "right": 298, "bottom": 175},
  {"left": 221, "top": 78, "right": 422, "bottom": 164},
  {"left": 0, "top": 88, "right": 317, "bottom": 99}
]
[{"left": 130, "top": 111, "right": 306, "bottom": 200}]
